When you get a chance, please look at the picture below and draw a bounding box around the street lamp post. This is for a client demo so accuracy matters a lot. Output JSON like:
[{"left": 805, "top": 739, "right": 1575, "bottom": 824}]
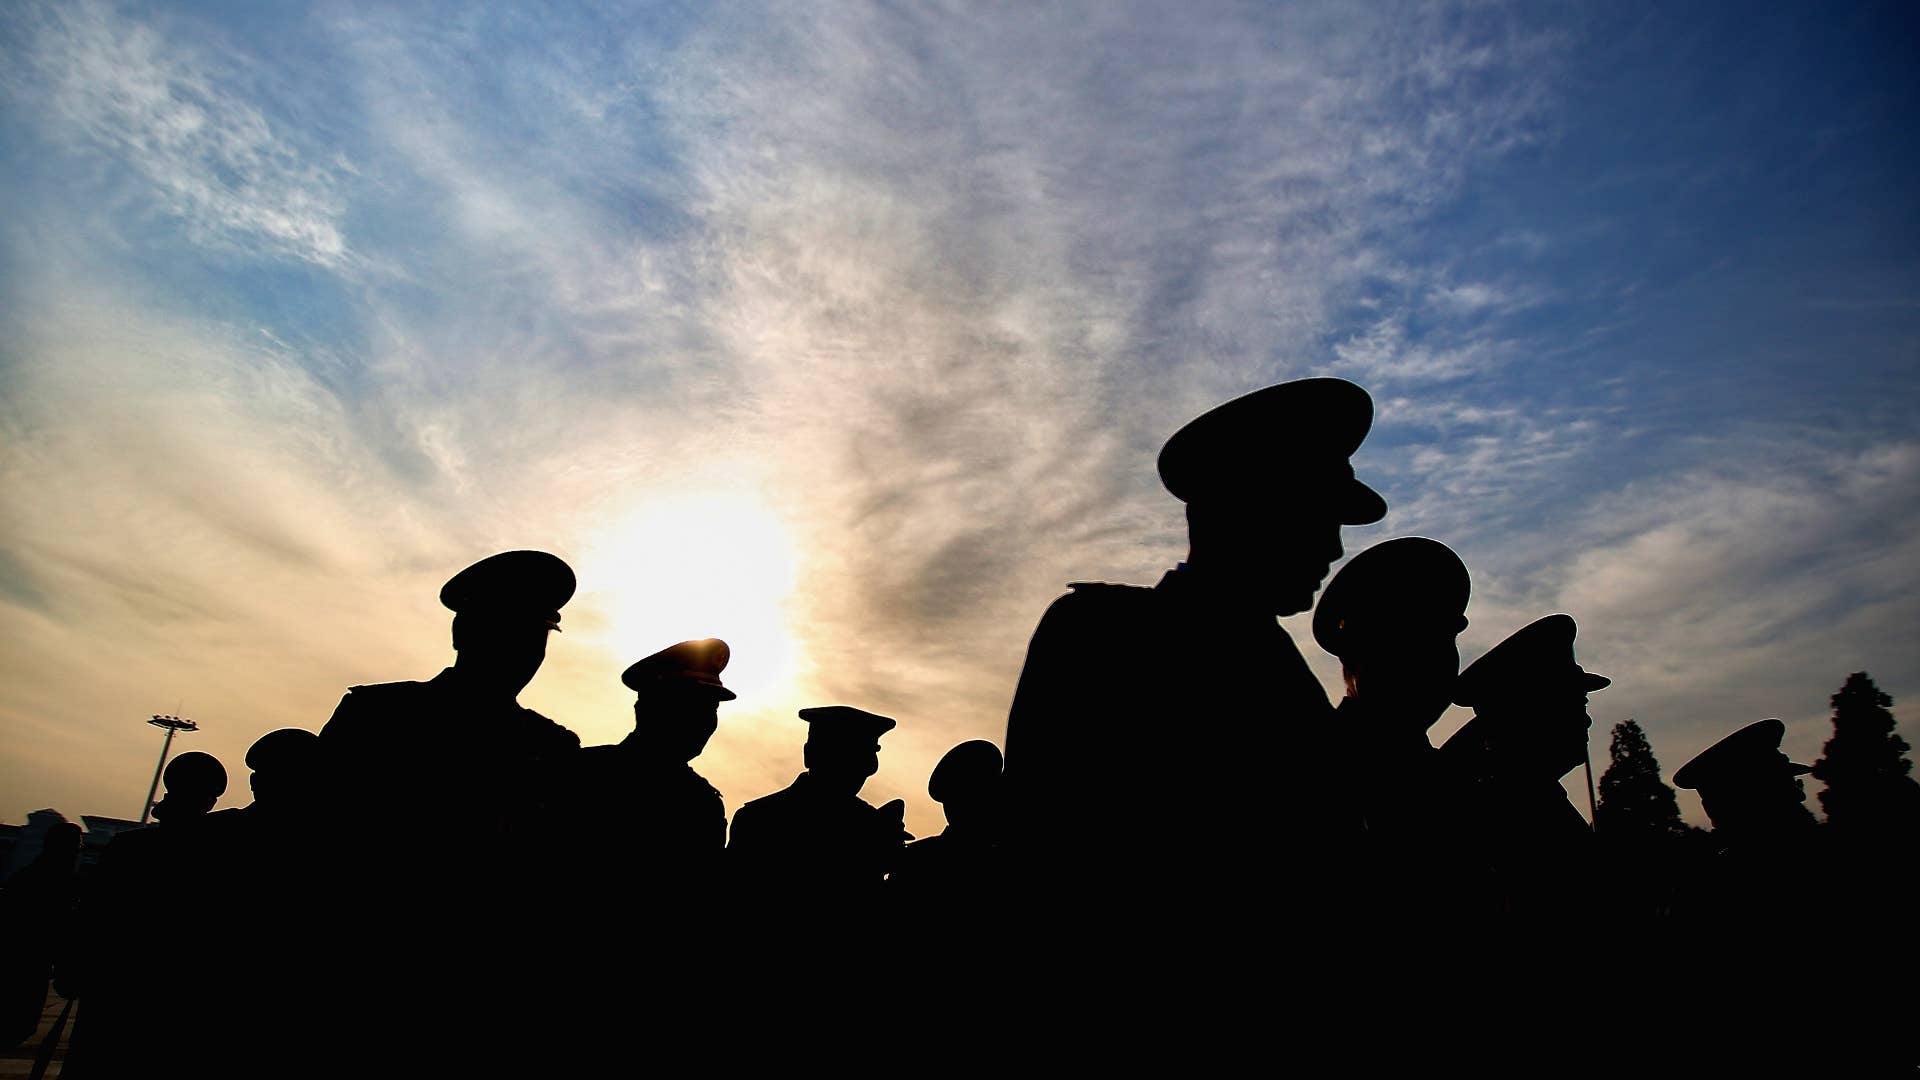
[{"left": 139, "top": 714, "right": 199, "bottom": 825}]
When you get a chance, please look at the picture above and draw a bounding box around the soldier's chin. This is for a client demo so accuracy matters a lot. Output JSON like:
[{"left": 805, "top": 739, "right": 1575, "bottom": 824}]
[{"left": 1268, "top": 582, "right": 1320, "bottom": 617}]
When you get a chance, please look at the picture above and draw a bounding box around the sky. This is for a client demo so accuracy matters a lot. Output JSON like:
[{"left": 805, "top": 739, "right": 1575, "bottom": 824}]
[{"left": 2, "top": 0, "right": 1915, "bottom": 841}]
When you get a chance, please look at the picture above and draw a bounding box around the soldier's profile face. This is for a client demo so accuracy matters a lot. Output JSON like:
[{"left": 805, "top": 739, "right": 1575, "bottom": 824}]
[
  {"left": 1700, "top": 771, "right": 1809, "bottom": 832},
  {"left": 1347, "top": 627, "right": 1460, "bottom": 725},
  {"left": 1543, "top": 691, "right": 1593, "bottom": 776},
  {"left": 455, "top": 617, "right": 552, "bottom": 693},
  {"left": 645, "top": 691, "right": 721, "bottom": 761},
  {"left": 805, "top": 738, "right": 881, "bottom": 786},
  {"left": 1481, "top": 687, "right": 1591, "bottom": 778},
  {"left": 1190, "top": 499, "right": 1344, "bottom": 615}
]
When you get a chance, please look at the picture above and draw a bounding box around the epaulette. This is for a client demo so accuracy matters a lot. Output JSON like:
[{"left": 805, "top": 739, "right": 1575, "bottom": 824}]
[
  {"left": 344, "top": 680, "right": 432, "bottom": 698},
  {"left": 1061, "top": 581, "right": 1157, "bottom": 606},
  {"left": 519, "top": 708, "right": 582, "bottom": 750},
  {"left": 1066, "top": 580, "right": 1151, "bottom": 594},
  {"left": 1034, "top": 582, "right": 1159, "bottom": 633}
]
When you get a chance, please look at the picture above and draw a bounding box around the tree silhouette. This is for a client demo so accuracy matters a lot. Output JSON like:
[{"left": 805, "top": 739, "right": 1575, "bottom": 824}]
[
  {"left": 1596, "top": 719, "right": 1691, "bottom": 838},
  {"left": 1811, "top": 672, "right": 1920, "bottom": 836}
]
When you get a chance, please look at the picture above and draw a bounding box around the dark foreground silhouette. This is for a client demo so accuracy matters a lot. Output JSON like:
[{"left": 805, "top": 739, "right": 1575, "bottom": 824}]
[{"left": 6, "top": 378, "right": 1916, "bottom": 1073}]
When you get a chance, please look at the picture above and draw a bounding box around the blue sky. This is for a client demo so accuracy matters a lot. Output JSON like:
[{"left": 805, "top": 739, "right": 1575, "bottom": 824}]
[{"left": 2, "top": 0, "right": 1915, "bottom": 836}]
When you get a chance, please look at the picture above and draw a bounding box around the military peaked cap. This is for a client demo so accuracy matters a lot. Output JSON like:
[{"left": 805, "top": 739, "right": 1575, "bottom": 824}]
[
  {"left": 1672, "top": 718, "right": 1812, "bottom": 791},
  {"left": 440, "top": 550, "right": 576, "bottom": 629},
  {"left": 622, "top": 638, "right": 737, "bottom": 700},
  {"left": 928, "top": 739, "right": 1003, "bottom": 804},
  {"left": 799, "top": 705, "right": 897, "bottom": 743},
  {"left": 1156, "top": 377, "right": 1388, "bottom": 524},
  {"left": 163, "top": 751, "right": 228, "bottom": 798},
  {"left": 1312, "top": 536, "right": 1470, "bottom": 657},
  {"left": 1453, "top": 613, "right": 1610, "bottom": 707},
  {"left": 245, "top": 728, "right": 318, "bottom": 772}
]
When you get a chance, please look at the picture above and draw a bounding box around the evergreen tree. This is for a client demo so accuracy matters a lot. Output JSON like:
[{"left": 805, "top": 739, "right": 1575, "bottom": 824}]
[
  {"left": 1811, "top": 671, "right": 1920, "bottom": 835},
  {"left": 1595, "top": 719, "right": 1690, "bottom": 838}
]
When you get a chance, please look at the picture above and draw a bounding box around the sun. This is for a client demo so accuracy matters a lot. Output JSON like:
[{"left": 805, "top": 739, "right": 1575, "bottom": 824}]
[{"left": 574, "top": 484, "right": 803, "bottom": 705}]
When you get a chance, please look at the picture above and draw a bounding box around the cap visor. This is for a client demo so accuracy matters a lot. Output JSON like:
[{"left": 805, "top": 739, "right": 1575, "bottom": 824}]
[
  {"left": 1582, "top": 672, "right": 1612, "bottom": 692},
  {"left": 1342, "top": 480, "right": 1388, "bottom": 526}
]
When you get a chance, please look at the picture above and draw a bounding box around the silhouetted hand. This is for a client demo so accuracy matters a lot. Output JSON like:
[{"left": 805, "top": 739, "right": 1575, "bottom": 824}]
[{"left": 878, "top": 798, "right": 914, "bottom": 845}]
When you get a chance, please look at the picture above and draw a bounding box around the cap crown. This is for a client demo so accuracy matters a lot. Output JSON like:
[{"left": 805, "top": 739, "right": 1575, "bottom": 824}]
[
  {"left": 163, "top": 750, "right": 228, "bottom": 798},
  {"left": 245, "top": 728, "right": 319, "bottom": 771},
  {"left": 622, "top": 638, "right": 735, "bottom": 700},
  {"left": 1673, "top": 718, "right": 1811, "bottom": 790},
  {"left": 1156, "top": 377, "right": 1386, "bottom": 524},
  {"left": 798, "top": 705, "right": 897, "bottom": 743},
  {"left": 1454, "top": 613, "right": 1611, "bottom": 707},
  {"left": 1312, "top": 536, "right": 1470, "bottom": 657},
  {"left": 440, "top": 550, "right": 576, "bottom": 626},
  {"left": 928, "top": 739, "right": 1003, "bottom": 803}
]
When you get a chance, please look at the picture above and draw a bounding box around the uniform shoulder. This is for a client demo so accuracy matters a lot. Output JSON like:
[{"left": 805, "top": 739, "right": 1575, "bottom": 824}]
[
  {"left": 904, "top": 832, "right": 950, "bottom": 855},
  {"left": 735, "top": 782, "right": 801, "bottom": 816},
  {"left": 1066, "top": 580, "right": 1154, "bottom": 596},
  {"left": 1045, "top": 580, "right": 1156, "bottom": 614},
  {"left": 341, "top": 679, "right": 435, "bottom": 701},
  {"left": 736, "top": 789, "right": 780, "bottom": 814},
  {"left": 1028, "top": 581, "right": 1162, "bottom": 633},
  {"left": 684, "top": 766, "right": 723, "bottom": 799},
  {"left": 322, "top": 680, "right": 435, "bottom": 741},
  {"left": 728, "top": 792, "right": 778, "bottom": 847},
  {"left": 518, "top": 707, "right": 582, "bottom": 751}
]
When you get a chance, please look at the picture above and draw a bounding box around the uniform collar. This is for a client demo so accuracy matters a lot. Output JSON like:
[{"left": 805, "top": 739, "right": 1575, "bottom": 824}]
[
  {"left": 1156, "top": 562, "right": 1274, "bottom": 621},
  {"left": 615, "top": 732, "right": 698, "bottom": 769},
  {"left": 430, "top": 666, "right": 536, "bottom": 714}
]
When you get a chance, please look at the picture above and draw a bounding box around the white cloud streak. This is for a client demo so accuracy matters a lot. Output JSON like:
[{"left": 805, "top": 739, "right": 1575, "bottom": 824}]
[{"left": 4, "top": 0, "right": 352, "bottom": 267}]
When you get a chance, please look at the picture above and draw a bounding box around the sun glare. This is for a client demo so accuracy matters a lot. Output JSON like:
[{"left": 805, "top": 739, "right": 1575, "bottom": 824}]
[{"left": 576, "top": 485, "right": 803, "bottom": 705}]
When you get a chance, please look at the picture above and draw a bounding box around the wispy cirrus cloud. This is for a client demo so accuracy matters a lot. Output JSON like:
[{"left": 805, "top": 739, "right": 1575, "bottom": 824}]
[
  {"left": 1334, "top": 317, "right": 1502, "bottom": 384},
  {"left": 650, "top": 4, "right": 1565, "bottom": 723},
  {"left": 3, "top": 0, "right": 352, "bottom": 268}
]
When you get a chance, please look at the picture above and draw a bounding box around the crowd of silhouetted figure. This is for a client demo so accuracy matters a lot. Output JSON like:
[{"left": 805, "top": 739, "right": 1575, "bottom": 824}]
[{"left": 5, "top": 378, "right": 1917, "bottom": 1075}]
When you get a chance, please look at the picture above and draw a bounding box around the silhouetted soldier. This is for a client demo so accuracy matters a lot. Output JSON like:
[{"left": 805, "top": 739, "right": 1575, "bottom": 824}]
[
  {"left": 211, "top": 728, "right": 323, "bottom": 850},
  {"left": 890, "top": 739, "right": 1006, "bottom": 902},
  {"left": 1441, "top": 614, "right": 1609, "bottom": 927},
  {"left": 314, "top": 551, "right": 580, "bottom": 1072},
  {"left": 1314, "top": 536, "right": 1471, "bottom": 838},
  {"left": 882, "top": 740, "right": 1007, "bottom": 1018},
  {"left": 64, "top": 752, "right": 228, "bottom": 1078},
  {"left": 1667, "top": 720, "right": 1867, "bottom": 1056},
  {"left": 573, "top": 638, "right": 735, "bottom": 899},
  {"left": 239, "top": 728, "right": 322, "bottom": 813},
  {"left": 1421, "top": 616, "right": 1611, "bottom": 1052},
  {"left": 1671, "top": 719, "right": 1822, "bottom": 919},
  {"left": 2, "top": 822, "right": 81, "bottom": 1050},
  {"left": 724, "top": 706, "right": 908, "bottom": 1028},
  {"left": 320, "top": 550, "right": 581, "bottom": 843},
  {"left": 728, "top": 706, "right": 910, "bottom": 898},
  {"left": 1002, "top": 378, "right": 1387, "bottom": 932},
  {"left": 1312, "top": 536, "right": 1474, "bottom": 947},
  {"left": 562, "top": 640, "right": 737, "bottom": 1043},
  {"left": 201, "top": 729, "right": 324, "bottom": 1074},
  {"left": 1673, "top": 718, "right": 1815, "bottom": 851}
]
